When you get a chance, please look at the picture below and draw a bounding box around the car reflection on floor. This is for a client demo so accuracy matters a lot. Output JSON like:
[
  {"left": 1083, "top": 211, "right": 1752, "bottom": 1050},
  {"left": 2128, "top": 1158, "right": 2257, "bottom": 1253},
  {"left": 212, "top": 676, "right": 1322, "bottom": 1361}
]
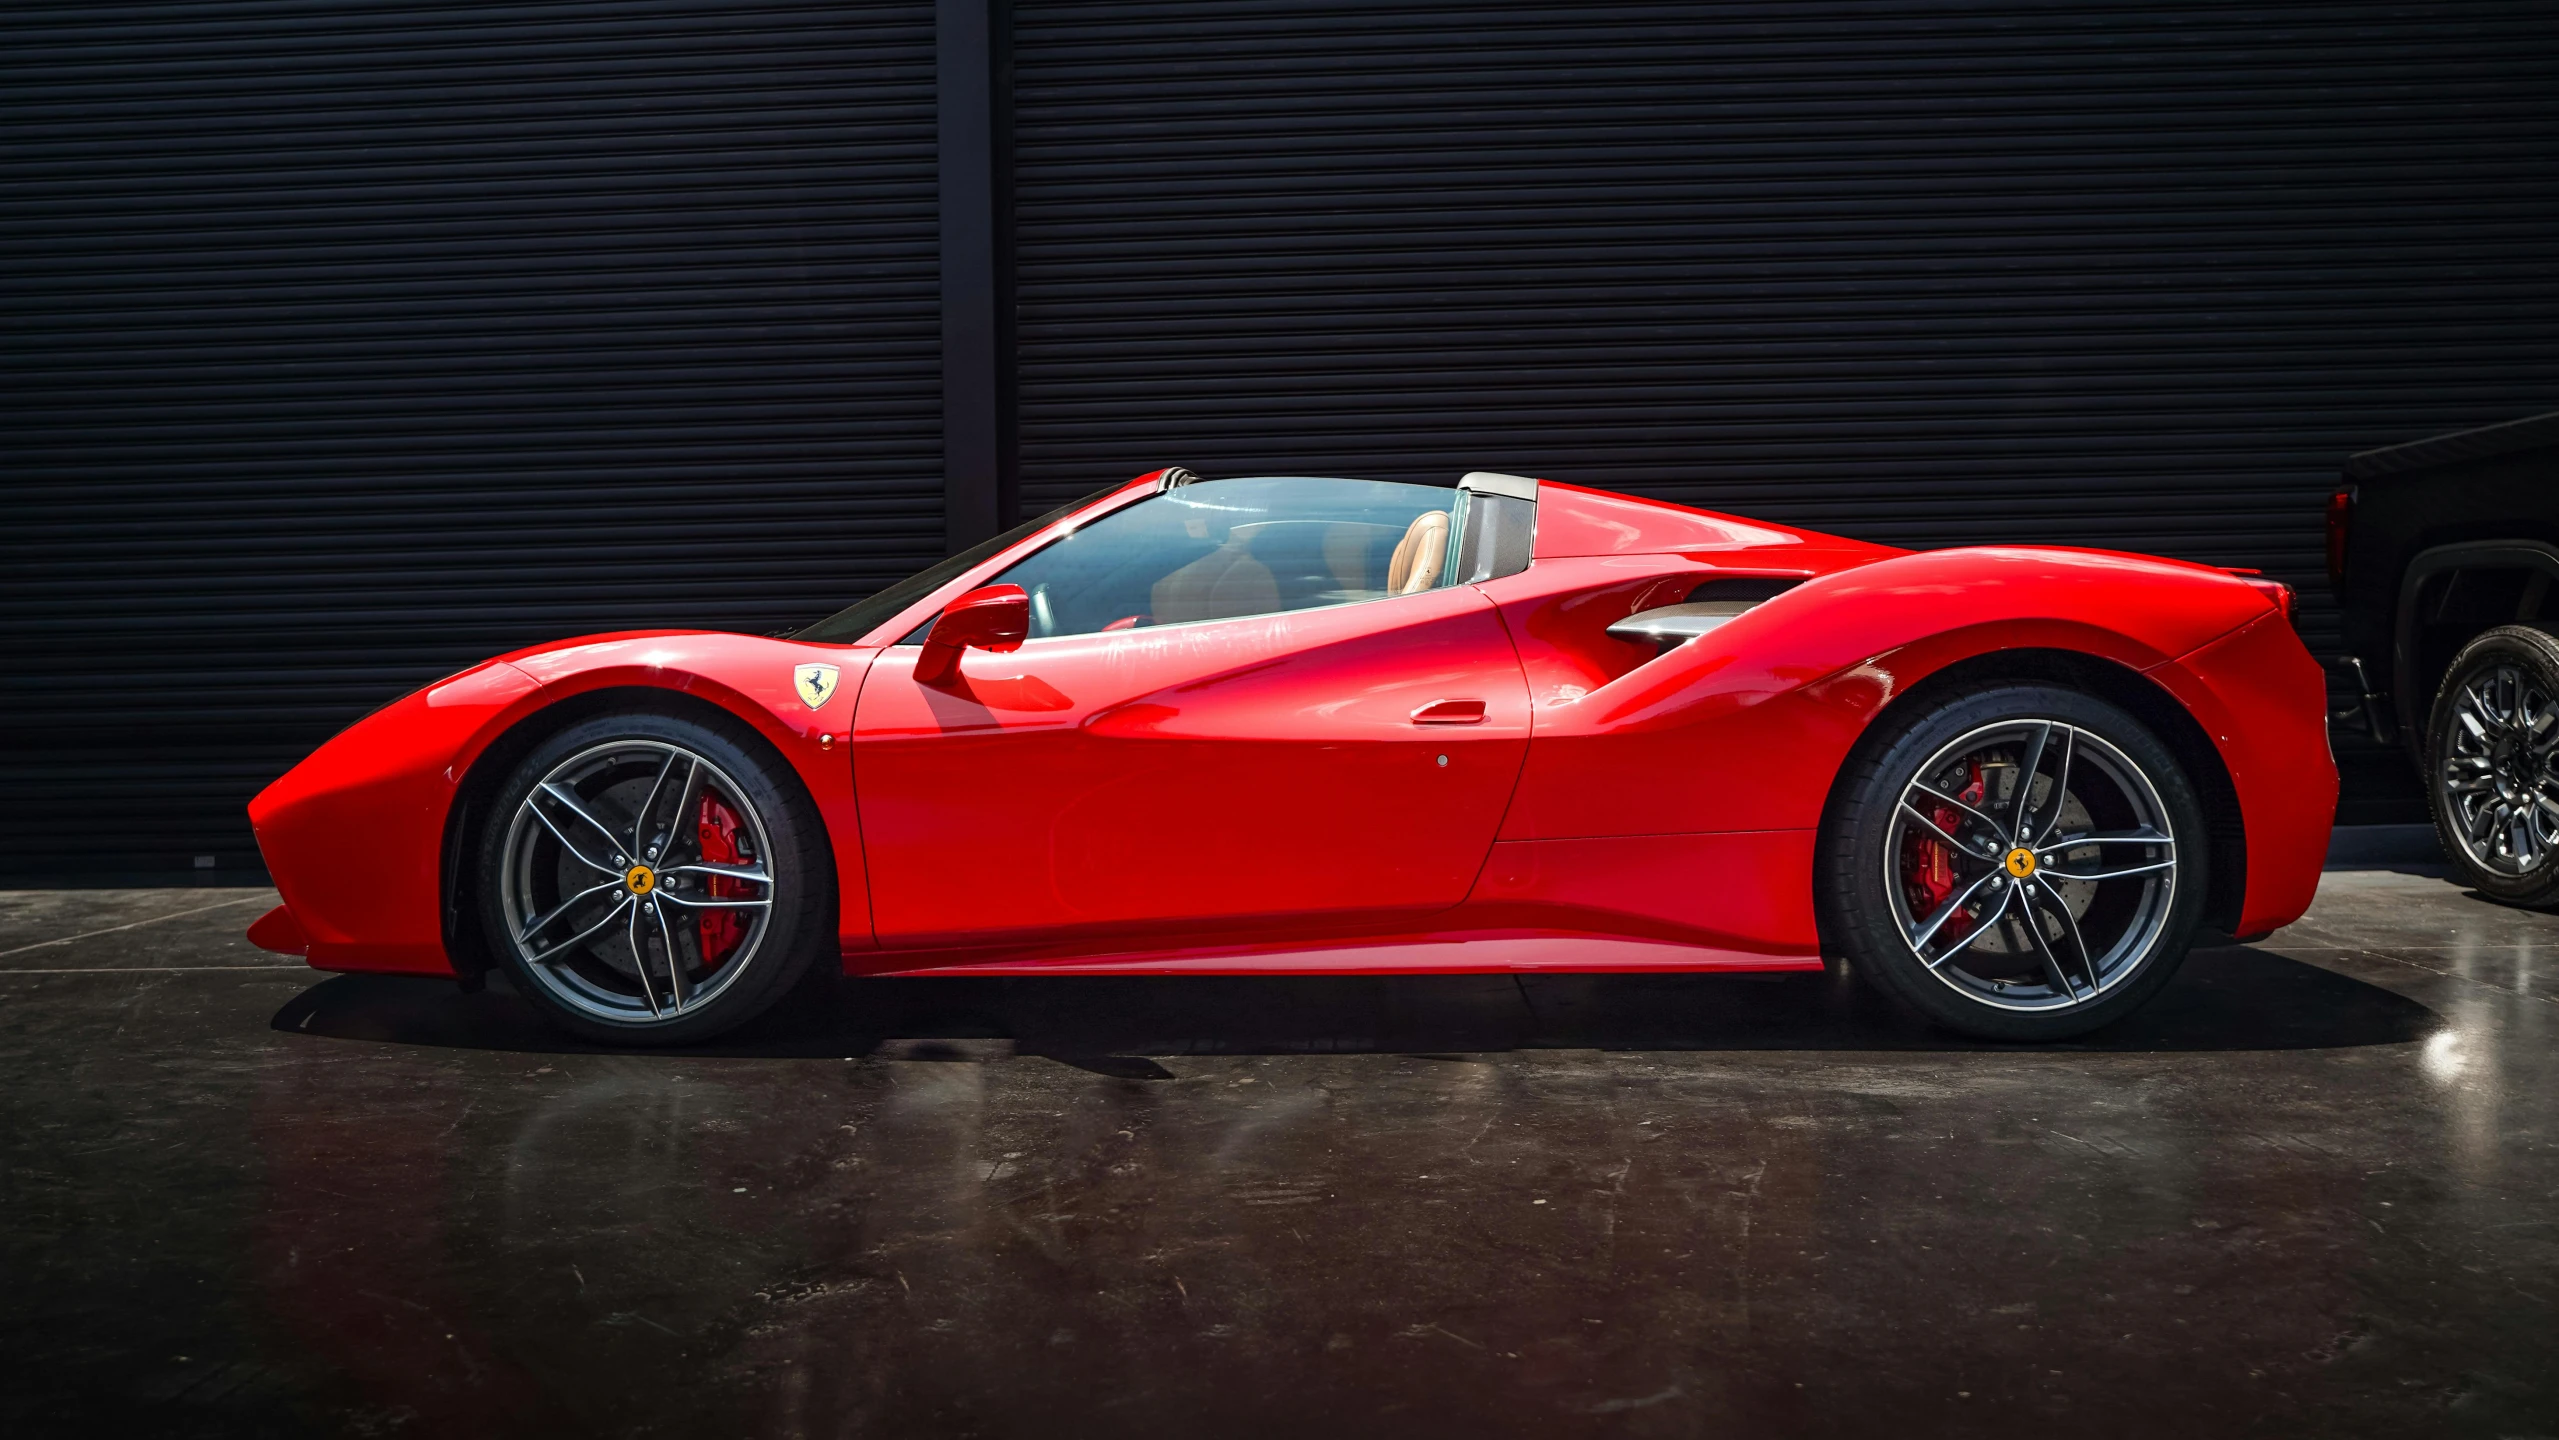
[{"left": 2, "top": 867, "right": 2552, "bottom": 1435}]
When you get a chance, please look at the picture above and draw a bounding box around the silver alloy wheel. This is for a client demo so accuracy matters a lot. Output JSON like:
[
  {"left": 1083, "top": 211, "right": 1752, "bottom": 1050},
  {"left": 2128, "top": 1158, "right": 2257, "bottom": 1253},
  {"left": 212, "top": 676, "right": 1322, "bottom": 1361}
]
[
  {"left": 497, "top": 739, "right": 777, "bottom": 1024},
  {"left": 1882, "top": 719, "right": 2179, "bottom": 1013},
  {"left": 2440, "top": 662, "right": 2559, "bottom": 875}
]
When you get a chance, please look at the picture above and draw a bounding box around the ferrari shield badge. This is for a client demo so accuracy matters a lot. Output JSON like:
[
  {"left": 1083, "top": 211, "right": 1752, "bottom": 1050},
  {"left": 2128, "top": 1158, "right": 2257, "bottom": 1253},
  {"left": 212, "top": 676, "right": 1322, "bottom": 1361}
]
[{"left": 793, "top": 663, "right": 840, "bottom": 710}]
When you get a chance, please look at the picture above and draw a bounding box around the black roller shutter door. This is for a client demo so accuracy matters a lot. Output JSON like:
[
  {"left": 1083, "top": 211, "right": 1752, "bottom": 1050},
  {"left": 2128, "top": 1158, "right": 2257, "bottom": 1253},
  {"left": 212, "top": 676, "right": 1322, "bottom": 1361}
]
[
  {"left": 1010, "top": 0, "right": 2559, "bottom": 822},
  {"left": 1, "top": 1, "right": 942, "bottom": 878}
]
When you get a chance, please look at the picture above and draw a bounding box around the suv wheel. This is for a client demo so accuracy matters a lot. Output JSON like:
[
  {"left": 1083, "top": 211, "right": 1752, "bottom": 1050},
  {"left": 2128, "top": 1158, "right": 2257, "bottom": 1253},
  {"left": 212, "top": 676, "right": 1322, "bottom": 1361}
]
[{"left": 2426, "top": 625, "right": 2559, "bottom": 905}]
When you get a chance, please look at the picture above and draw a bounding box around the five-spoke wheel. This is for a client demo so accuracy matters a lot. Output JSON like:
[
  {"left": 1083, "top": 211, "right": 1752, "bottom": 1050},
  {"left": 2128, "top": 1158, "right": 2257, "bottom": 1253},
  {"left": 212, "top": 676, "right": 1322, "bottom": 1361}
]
[
  {"left": 477, "top": 711, "right": 829, "bottom": 1044},
  {"left": 1823, "top": 684, "right": 2208, "bottom": 1040},
  {"left": 1886, "top": 719, "right": 2179, "bottom": 1013}
]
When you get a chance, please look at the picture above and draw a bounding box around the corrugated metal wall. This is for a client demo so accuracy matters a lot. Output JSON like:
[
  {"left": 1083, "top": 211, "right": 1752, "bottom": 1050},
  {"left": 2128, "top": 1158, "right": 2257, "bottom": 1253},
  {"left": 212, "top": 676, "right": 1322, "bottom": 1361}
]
[
  {"left": 1, "top": 1, "right": 942, "bottom": 876},
  {"left": 1009, "top": 0, "right": 2559, "bottom": 819},
  {"left": 9, "top": 1, "right": 2558, "bottom": 876}
]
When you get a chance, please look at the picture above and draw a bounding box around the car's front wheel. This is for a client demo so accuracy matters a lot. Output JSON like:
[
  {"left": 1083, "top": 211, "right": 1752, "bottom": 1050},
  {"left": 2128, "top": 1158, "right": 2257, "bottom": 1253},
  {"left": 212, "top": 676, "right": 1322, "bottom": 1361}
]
[
  {"left": 476, "top": 709, "right": 834, "bottom": 1045},
  {"left": 1820, "top": 684, "right": 2208, "bottom": 1041},
  {"left": 2425, "top": 625, "right": 2559, "bottom": 906}
]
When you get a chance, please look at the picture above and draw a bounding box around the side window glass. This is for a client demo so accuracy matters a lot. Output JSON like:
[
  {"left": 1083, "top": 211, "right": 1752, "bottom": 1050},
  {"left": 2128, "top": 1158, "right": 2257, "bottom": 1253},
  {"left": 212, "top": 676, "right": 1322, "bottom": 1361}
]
[{"left": 990, "top": 477, "right": 1457, "bottom": 640}]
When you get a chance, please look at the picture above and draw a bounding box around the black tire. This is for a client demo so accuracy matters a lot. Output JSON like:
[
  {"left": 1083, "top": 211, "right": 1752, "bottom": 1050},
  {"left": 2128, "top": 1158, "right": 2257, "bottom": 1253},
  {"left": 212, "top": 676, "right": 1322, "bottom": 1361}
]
[
  {"left": 1820, "top": 684, "right": 2209, "bottom": 1042},
  {"left": 474, "top": 708, "right": 834, "bottom": 1046},
  {"left": 2424, "top": 625, "right": 2559, "bottom": 906}
]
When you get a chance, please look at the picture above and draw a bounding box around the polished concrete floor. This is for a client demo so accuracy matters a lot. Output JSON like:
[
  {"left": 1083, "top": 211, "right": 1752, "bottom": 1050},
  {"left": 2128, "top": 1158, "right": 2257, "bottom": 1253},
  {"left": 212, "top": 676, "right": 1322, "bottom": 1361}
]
[{"left": 2, "top": 868, "right": 2553, "bottom": 1438}]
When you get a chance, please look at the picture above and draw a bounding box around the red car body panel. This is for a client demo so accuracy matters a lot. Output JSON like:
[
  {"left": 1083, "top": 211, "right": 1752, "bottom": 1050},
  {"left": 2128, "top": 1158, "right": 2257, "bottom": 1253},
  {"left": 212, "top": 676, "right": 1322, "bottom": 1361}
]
[
  {"left": 247, "top": 475, "right": 2335, "bottom": 981},
  {"left": 498, "top": 633, "right": 880, "bottom": 953},
  {"left": 250, "top": 659, "right": 540, "bottom": 972},
  {"left": 852, "top": 581, "right": 1533, "bottom": 946},
  {"left": 249, "top": 636, "right": 879, "bottom": 973},
  {"left": 2140, "top": 611, "right": 2336, "bottom": 936}
]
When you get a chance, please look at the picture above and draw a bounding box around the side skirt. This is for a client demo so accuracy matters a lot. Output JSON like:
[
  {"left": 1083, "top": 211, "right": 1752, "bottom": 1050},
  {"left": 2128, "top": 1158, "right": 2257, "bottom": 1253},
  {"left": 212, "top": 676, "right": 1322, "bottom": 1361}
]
[{"left": 854, "top": 931, "right": 1822, "bottom": 979}]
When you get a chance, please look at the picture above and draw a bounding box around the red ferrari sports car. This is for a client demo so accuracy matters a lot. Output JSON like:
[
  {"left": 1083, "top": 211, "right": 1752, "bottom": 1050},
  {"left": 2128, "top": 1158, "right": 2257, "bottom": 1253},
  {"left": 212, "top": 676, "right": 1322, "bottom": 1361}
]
[{"left": 248, "top": 469, "right": 2333, "bottom": 1044}]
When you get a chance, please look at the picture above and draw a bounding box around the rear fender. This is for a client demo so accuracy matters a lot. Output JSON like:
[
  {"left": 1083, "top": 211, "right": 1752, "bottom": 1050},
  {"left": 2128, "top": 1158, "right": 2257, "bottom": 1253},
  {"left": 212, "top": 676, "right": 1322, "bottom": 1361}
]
[
  {"left": 2140, "top": 613, "right": 2334, "bottom": 934},
  {"left": 1486, "top": 546, "right": 2277, "bottom": 840}
]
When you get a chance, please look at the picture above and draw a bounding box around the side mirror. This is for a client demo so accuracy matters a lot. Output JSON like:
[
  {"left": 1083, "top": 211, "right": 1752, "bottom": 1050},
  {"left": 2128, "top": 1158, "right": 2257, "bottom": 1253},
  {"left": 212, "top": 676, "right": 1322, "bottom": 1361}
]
[{"left": 915, "top": 584, "right": 1030, "bottom": 685}]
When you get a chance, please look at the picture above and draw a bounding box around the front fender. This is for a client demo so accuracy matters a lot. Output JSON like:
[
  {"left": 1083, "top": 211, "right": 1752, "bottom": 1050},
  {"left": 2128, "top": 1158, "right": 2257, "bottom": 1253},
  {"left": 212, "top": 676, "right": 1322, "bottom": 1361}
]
[
  {"left": 250, "top": 632, "right": 874, "bottom": 975},
  {"left": 502, "top": 635, "right": 874, "bottom": 954}
]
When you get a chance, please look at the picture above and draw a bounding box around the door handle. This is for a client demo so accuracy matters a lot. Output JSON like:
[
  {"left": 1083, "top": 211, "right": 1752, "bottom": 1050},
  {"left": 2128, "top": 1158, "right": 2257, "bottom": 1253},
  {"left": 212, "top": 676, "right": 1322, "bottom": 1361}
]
[{"left": 1411, "top": 699, "right": 1487, "bottom": 725}]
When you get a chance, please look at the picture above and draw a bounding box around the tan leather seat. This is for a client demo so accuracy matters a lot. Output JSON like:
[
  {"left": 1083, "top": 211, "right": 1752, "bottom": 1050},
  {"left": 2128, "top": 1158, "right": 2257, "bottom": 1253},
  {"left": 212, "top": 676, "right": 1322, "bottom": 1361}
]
[
  {"left": 1323, "top": 523, "right": 1376, "bottom": 593},
  {"left": 1151, "top": 541, "right": 1279, "bottom": 624},
  {"left": 1387, "top": 510, "right": 1450, "bottom": 594}
]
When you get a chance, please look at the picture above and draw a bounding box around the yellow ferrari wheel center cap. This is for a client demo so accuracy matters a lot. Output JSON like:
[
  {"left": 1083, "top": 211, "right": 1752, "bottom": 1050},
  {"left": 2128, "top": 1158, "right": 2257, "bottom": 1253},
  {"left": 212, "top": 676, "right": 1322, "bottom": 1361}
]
[
  {"left": 625, "top": 864, "right": 657, "bottom": 895},
  {"left": 2004, "top": 848, "right": 2038, "bottom": 879}
]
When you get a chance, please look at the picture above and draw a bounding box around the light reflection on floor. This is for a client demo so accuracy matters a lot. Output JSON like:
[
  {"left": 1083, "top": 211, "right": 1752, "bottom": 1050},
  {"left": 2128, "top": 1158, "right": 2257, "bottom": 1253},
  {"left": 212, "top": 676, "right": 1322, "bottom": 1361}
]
[{"left": 1, "top": 867, "right": 2554, "bottom": 1434}]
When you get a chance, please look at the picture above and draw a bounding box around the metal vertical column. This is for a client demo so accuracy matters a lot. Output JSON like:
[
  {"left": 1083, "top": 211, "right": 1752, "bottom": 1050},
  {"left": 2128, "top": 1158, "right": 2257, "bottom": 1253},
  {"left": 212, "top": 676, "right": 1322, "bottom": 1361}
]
[{"left": 938, "top": 0, "right": 1008, "bottom": 552}]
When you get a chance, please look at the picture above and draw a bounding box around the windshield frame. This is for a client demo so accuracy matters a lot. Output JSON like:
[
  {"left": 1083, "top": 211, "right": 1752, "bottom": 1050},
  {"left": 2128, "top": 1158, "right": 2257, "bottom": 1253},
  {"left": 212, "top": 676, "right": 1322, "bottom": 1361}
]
[{"left": 791, "top": 477, "right": 1154, "bottom": 646}]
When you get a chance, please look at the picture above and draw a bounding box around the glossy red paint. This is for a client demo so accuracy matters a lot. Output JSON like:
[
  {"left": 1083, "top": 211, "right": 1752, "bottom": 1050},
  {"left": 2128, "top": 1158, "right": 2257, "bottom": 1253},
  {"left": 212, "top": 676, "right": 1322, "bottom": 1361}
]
[
  {"left": 863, "top": 931, "right": 1821, "bottom": 979},
  {"left": 1532, "top": 480, "right": 1820, "bottom": 558},
  {"left": 250, "top": 659, "right": 540, "bottom": 972},
  {"left": 2141, "top": 610, "right": 2337, "bottom": 935},
  {"left": 1485, "top": 542, "right": 2283, "bottom": 843},
  {"left": 246, "top": 903, "right": 309, "bottom": 957},
  {"left": 914, "top": 583, "right": 1030, "bottom": 685},
  {"left": 853, "top": 581, "right": 1531, "bottom": 945},
  {"left": 1460, "top": 830, "right": 1824, "bottom": 953},
  {"left": 249, "top": 633, "right": 877, "bottom": 974},
  {"left": 248, "top": 472, "right": 2335, "bottom": 986}
]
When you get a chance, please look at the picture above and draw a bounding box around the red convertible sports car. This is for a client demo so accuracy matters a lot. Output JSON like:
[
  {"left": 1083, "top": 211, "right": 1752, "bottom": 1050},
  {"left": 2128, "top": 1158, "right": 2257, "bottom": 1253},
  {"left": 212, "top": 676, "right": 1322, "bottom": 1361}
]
[{"left": 248, "top": 469, "right": 2334, "bottom": 1044}]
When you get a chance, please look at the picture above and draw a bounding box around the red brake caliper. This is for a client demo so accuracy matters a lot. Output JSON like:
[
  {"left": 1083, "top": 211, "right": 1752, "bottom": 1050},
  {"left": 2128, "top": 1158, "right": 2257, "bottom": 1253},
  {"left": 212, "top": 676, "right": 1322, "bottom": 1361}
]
[
  {"left": 1904, "top": 759, "right": 1988, "bottom": 943},
  {"left": 694, "top": 794, "right": 751, "bottom": 969}
]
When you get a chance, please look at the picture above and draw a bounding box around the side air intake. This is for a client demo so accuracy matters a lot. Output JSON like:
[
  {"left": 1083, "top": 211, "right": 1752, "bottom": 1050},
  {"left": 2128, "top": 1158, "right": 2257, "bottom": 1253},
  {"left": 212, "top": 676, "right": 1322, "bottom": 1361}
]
[{"left": 1606, "top": 577, "right": 1806, "bottom": 651}]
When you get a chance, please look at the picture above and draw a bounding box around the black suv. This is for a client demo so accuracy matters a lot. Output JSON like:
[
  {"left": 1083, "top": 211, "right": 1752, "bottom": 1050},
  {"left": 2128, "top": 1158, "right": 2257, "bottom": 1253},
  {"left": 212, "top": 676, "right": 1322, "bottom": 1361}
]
[{"left": 2331, "top": 410, "right": 2559, "bottom": 901}]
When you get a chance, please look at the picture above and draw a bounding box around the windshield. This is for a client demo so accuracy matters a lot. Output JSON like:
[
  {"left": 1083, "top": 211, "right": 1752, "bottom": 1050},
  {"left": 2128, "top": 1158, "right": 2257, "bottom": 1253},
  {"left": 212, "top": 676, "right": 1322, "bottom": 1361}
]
[
  {"left": 988, "top": 476, "right": 1457, "bottom": 640},
  {"left": 792, "top": 482, "right": 1129, "bottom": 644}
]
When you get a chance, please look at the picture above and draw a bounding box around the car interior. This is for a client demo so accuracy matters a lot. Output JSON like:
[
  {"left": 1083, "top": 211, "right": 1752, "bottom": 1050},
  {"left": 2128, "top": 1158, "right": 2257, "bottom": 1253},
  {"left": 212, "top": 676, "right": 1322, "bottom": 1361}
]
[
  {"left": 998, "top": 477, "right": 1460, "bottom": 638},
  {"left": 1148, "top": 512, "right": 1449, "bottom": 625}
]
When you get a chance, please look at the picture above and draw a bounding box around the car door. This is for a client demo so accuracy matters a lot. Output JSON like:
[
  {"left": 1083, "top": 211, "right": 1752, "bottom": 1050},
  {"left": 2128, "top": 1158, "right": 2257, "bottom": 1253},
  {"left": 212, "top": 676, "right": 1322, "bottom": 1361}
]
[{"left": 851, "top": 477, "right": 1532, "bottom": 948}]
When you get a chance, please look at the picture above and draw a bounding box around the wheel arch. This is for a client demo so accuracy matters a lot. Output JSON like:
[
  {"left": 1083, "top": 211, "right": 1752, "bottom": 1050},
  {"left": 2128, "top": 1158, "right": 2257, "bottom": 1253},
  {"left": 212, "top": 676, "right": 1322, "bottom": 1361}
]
[
  {"left": 1814, "top": 646, "right": 2248, "bottom": 948},
  {"left": 437, "top": 684, "right": 835, "bottom": 983},
  {"left": 2390, "top": 540, "right": 2559, "bottom": 753}
]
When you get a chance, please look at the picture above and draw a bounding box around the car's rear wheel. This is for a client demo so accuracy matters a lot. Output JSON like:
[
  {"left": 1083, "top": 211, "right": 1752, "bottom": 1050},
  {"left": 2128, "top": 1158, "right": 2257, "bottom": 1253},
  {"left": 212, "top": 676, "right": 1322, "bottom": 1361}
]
[
  {"left": 2425, "top": 625, "right": 2559, "bottom": 906},
  {"left": 1821, "top": 684, "right": 2208, "bottom": 1041},
  {"left": 476, "top": 710, "right": 833, "bottom": 1045}
]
